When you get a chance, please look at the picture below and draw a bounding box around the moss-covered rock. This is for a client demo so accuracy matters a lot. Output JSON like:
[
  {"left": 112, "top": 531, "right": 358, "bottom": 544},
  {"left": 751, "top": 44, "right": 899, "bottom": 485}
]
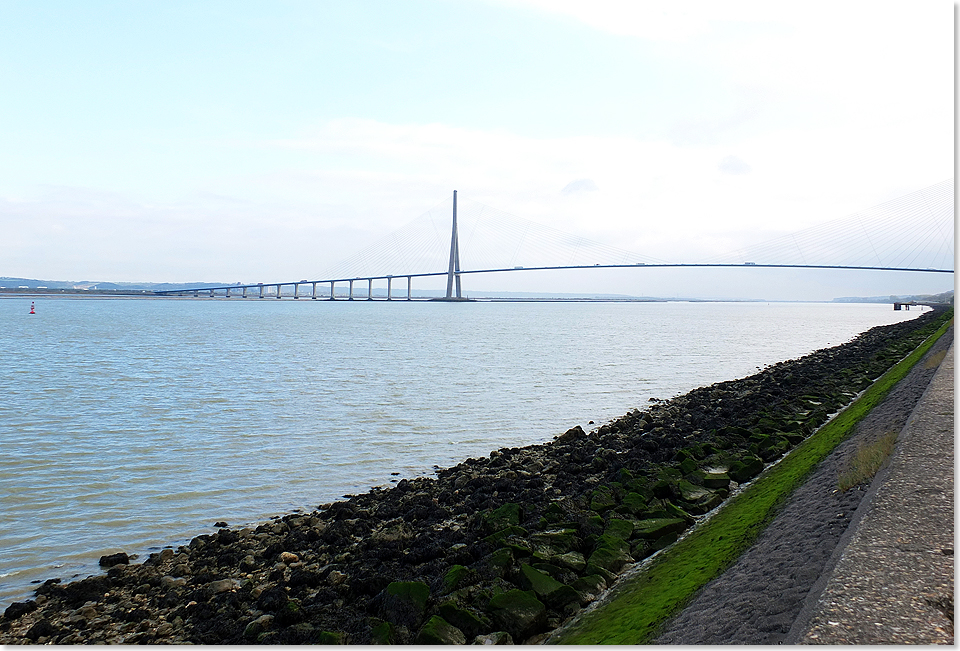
[
  {"left": 701, "top": 472, "right": 730, "bottom": 489},
  {"left": 728, "top": 455, "right": 764, "bottom": 482},
  {"left": 589, "top": 487, "right": 617, "bottom": 513},
  {"left": 615, "top": 491, "right": 647, "bottom": 515},
  {"left": 586, "top": 534, "right": 633, "bottom": 574},
  {"left": 553, "top": 550, "right": 586, "bottom": 573},
  {"left": 438, "top": 602, "right": 488, "bottom": 637},
  {"left": 416, "top": 616, "right": 466, "bottom": 645},
  {"left": 316, "top": 630, "right": 347, "bottom": 644},
  {"left": 571, "top": 574, "right": 606, "bottom": 602},
  {"left": 633, "top": 518, "right": 687, "bottom": 540},
  {"left": 442, "top": 565, "right": 475, "bottom": 594},
  {"left": 484, "top": 525, "right": 528, "bottom": 546},
  {"left": 486, "top": 589, "right": 547, "bottom": 641},
  {"left": 678, "top": 480, "right": 711, "bottom": 502},
  {"left": 695, "top": 492, "right": 724, "bottom": 513},
  {"left": 519, "top": 564, "right": 562, "bottom": 594},
  {"left": 603, "top": 518, "right": 634, "bottom": 541},
  {"left": 487, "top": 548, "right": 513, "bottom": 576},
  {"left": 382, "top": 581, "right": 430, "bottom": 628},
  {"left": 529, "top": 529, "right": 577, "bottom": 556},
  {"left": 369, "top": 620, "right": 394, "bottom": 645},
  {"left": 518, "top": 565, "right": 581, "bottom": 609},
  {"left": 483, "top": 503, "right": 522, "bottom": 533},
  {"left": 651, "top": 532, "right": 679, "bottom": 551}
]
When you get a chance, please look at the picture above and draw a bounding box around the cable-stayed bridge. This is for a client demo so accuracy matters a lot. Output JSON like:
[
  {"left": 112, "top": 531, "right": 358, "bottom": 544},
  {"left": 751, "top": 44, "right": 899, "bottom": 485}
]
[{"left": 157, "top": 179, "right": 954, "bottom": 300}]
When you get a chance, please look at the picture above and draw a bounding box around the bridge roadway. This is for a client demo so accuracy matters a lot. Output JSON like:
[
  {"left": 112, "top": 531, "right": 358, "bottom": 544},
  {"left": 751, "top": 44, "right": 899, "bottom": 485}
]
[{"left": 154, "top": 262, "right": 955, "bottom": 300}]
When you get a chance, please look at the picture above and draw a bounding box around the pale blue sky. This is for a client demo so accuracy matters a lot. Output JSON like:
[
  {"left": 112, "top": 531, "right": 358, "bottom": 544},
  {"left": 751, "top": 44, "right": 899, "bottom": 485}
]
[{"left": 0, "top": 0, "right": 953, "bottom": 299}]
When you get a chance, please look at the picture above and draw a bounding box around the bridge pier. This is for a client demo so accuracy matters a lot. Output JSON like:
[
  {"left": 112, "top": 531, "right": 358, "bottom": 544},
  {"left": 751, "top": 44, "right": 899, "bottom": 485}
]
[
  {"left": 259, "top": 284, "right": 264, "bottom": 299},
  {"left": 225, "top": 287, "right": 231, "bottom": 298},
  {"left": 194, "top": 290, "right": 199, "bottom": 297},
  {"left": 387, "top": 276, "right": 393, "bottom": 301},
  {"left": 312, "top": 282, "right": 317, "bottom": 300},
  {"left": 349, "top": 280, "right": 354, "bottom": 300},
  {"left": 209, "top": 289, "right": 215, "bottom": 298},
  {"left": 407, "top": 276, "right": 411, "bottom": 300},
  {"left": 242, "top": 286, "right": 247, "bottom": 298},
  {"left": 367, "top": 278, "right": 373, "bottom": 300},
  {"left": 329, "top": 281, "right": 335, "bottom": 300},
  {"left": 276, "top": 284, "right": 282, "bottom": 298},
  {"left": 293, "top": 283, "right": 299, "bottom": 299}
]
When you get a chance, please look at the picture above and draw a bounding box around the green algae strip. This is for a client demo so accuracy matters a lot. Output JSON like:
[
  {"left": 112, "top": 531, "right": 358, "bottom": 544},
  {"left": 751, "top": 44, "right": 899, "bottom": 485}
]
[{"left": 555, "top": 313, "right": 953, "bottom": 645}]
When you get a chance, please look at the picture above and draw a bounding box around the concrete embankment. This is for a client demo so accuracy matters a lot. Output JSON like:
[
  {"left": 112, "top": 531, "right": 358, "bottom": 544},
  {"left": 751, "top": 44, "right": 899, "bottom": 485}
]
[
  {"left": 791, "top": 342, "right": 954, "bottom": 644},
  {"left": 0, "top": 309, "right": 951, "bottom": 645}
]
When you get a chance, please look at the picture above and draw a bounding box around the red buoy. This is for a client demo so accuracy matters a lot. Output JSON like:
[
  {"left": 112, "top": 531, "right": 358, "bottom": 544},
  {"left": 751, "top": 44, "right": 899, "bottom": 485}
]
[{"left": 30, "top": 302, "right": 35, "bottom": 315}]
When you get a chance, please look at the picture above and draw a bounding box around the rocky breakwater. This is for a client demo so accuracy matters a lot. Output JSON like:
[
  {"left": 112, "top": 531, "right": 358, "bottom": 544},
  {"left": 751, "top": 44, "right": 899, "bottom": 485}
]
[{"left": 0, "top": 308, "right": 949, "bottom": 645}]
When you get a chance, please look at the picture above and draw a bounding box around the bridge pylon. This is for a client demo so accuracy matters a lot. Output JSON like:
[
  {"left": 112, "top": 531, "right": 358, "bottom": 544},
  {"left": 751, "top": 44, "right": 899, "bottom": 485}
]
[{"left": 435, "top": 190, "right": 471, "bottom": 301}]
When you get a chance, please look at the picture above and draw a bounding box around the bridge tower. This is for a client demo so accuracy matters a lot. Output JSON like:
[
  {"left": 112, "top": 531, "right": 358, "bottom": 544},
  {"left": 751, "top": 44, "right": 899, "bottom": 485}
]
[{"left": 442, "top": 190, "right": 466, "bottom": 300}]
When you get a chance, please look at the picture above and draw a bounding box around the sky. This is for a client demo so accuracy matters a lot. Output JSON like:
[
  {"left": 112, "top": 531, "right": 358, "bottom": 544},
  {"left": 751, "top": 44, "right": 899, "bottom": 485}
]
[{"left": 0, "top": 0, "right": 954, "bottom": 299}]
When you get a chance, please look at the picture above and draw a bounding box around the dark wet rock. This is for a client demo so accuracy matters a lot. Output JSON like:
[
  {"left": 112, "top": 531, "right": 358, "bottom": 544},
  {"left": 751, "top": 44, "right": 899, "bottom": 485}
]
[
  {"left": 2, "top": 600, "right": 37, "bottom": 621},
  {"left": 98, "top": 552, "right": 129, "bottom": 567},
  {"left": 25, "top": 618, "right": 58, "bottom": 641},
  {"left": 381, "top": 581, "right": 430, "bottom": 629}
]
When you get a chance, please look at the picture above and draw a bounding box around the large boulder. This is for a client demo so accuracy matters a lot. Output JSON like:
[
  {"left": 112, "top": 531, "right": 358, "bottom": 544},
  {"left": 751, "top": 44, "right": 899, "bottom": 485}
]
[
  {"left": 415, "top": 616, "right": 466, "bottom": 645},
  {"left": 728, "top": 455, "right": 764, "bottom": 483},
  {"left": 486, "top": 589, "right": 547, "bottom": 641},
  {"left": 586, "top": 534, "right": 634, "bottom": 574},
  {"left": 633, "top": 517, "right": 687, "bottom": 540},
  {"left": 701, "top": 472, "right": 730, "bottom": 489},
  {"left": 518, "top": 565, "right": 581, "bottom": 608},
  {"left": 381, "top": 581, "right": 430, "bottom": 629}
]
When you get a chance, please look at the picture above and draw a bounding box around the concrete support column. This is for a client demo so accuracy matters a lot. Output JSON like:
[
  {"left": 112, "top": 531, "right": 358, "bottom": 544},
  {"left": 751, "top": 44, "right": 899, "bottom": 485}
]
[
  {"left": 407, "top": 276, "right": 412, "bottom": 300},
  {"left": 293, "top": 283, "right": 299, "bottom": 299},
  {"left": 312, "top": 283, "right": 317, "bottom": 300},
  {"left": 387, "top": 276, "right": 392, "bottom": 300},
  {"left": 276, "top": 284, "right": 282, "bottom": 298},
  {"left": 210, "top": 289, "right": 215, "bottom": 298},
  {"left": 194, "top": 290, "right": 199, "bottom": 297},
  {"left": 242, "top": 287, "right": 247, "bottom": 298},
  {"left": 367, "top": 278, "right": 373, "bottom": 300},
  {"left": 225, "top": 287, "right": 231, "bottom": 298},
  {"left": 329, "top": 281, "right": 335, "bottom": 300},
  {"left": 349, "top": 280, "right": 354, "bottom": 300},
  {"left": 259, "top": 285, "right": 264, "bottom": 298}
]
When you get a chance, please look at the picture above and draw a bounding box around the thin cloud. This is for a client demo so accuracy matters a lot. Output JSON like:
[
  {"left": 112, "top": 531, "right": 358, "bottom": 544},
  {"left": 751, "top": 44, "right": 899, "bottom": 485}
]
[
  {"left": 718, "top": 156, "right": 751, "bottom": 175},
  {"left": 561, "top": 179, "right": 599, "bottom": 194}
]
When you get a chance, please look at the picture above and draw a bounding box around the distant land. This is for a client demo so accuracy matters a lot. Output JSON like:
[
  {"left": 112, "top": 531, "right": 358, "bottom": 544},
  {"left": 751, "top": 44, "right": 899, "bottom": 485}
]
[
  {"left": 831, "top": 290, "right": 954, "bottom": 304},
  {"left": 0, "top": 277, "right": 953, "bottom": 305}
]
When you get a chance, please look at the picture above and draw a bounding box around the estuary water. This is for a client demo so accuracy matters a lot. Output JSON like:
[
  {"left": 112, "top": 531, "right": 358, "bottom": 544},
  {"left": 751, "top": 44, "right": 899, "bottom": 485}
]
[{"left": 0, "top": 297, "right": 923, "bottom": 607}]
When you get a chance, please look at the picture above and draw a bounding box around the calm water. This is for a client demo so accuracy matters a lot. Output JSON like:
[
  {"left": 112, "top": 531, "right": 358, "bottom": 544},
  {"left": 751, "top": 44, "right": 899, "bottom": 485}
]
[{"left": 0, "top": 297, "right": 923, "bottom": 607}]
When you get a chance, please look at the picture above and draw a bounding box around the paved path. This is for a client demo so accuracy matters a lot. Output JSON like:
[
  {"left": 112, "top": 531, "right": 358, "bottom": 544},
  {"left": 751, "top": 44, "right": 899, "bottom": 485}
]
[{"left": 792, "top": 342, "right": 954, "bottom": 644}]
